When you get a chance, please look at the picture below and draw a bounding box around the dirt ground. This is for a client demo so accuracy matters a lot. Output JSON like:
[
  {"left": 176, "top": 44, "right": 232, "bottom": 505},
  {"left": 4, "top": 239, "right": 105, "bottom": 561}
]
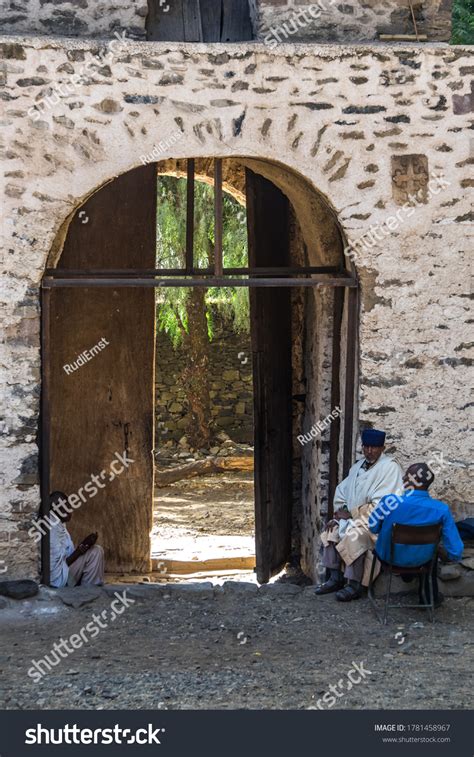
[
  {"left": 151, "top": 470, "right": 255, "bottom": 563},
  {"left": 0, "top": 584, "right": 471, "bottom": 711}
]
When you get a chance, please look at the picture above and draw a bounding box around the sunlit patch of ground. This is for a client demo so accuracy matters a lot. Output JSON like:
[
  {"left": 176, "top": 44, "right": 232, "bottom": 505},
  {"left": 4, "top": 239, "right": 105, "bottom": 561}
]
[{"left": 151, "top": 471, "right": 255, "bottom": 564}]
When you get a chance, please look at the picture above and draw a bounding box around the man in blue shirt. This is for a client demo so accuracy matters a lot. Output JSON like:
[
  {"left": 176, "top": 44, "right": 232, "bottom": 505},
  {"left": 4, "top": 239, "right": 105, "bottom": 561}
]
[{"left": 369, "top": 462, "right": 464, "bottom": 603}]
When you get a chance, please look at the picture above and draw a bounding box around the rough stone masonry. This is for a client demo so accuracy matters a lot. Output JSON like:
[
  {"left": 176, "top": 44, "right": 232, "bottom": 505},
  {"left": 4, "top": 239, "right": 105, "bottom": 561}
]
[{"left": 0, "top": 22, "right": 472, "bottom": 580}]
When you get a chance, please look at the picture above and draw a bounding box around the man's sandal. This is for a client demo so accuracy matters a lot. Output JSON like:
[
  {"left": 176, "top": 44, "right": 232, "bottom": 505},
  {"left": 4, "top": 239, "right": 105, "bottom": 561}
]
[
  {"left": 335, "top": 585, "right": 362, "bottom": 602},
  {"left": 315, "top": 579, "right": 345, "bottom": 595}
]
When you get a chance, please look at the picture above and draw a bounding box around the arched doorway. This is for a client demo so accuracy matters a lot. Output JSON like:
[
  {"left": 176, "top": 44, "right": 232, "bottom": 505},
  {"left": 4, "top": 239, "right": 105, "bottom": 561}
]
[{"left": 40, "top": 157, "right": 358, "bottom": 584}]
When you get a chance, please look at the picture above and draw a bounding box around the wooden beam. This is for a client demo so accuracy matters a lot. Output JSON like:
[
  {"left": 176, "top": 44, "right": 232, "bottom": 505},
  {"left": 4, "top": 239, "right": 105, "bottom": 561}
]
[
  {"left": 151, "top": 555, "right": 255, "bottom": 575},
  {"left": 379, "top": 34, "right": 427, "bottom": 41}
]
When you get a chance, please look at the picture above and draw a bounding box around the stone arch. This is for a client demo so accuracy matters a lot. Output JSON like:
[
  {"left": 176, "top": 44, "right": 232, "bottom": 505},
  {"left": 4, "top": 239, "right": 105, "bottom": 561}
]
[
  {"left": 41, "top": 155, "right": 357, "bottom": 582},
  {"left": 45, "top": 152, "right": 351, "bottom": 275}
]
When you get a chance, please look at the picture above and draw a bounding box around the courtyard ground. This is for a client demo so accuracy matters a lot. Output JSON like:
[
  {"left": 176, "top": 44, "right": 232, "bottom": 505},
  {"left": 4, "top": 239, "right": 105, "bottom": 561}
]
[
  {"left": 0, "top": 583, "right": 471, "bottom": 711},
  {"left": 151, "top": 469, "right": 255, "bottom": 566}
]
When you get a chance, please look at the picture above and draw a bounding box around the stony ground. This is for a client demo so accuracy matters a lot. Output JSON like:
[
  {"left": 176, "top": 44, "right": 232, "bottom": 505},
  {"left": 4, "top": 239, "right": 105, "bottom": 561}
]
[{"left": 0, "top": 582, "right": 472, "bottom": 711}]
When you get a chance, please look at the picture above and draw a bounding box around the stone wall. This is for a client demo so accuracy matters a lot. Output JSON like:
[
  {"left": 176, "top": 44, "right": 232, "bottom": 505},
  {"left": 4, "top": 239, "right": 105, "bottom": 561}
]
[
  {"left": 155, "top": 315, "right": 253, "bottom": 446},
  {"left": 0, "top": 36, "right": 472, "bottom": 581},
  {"left": 0, "top": 1, "right": 453, "bottom": 42},
  {"left": 0, "top": 0, "right": 148, "bottom": 39},
  {"left": 255, "top": 0, "right": 453, "bottom": 43}
]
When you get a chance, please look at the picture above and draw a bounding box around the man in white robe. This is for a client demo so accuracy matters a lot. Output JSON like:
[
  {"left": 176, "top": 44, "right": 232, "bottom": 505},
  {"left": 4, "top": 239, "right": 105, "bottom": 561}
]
[
  {"left": 316, "top": 429, "right": 403, "bottom": 601},
  {"left": 48, "top": 491, "right": 105, "bottom": 588}
]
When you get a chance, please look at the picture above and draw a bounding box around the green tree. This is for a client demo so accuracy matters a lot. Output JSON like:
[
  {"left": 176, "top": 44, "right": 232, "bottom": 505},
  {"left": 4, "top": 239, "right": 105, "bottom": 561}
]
[
  {"left": 156, "top": 176, "right": 249, "bottom": 448},
  {"left": 452, "top": 0, "right": 474, "bottom": 43}
]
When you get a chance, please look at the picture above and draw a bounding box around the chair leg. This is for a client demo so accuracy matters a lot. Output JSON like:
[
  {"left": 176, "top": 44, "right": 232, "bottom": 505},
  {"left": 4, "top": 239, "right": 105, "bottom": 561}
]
[
  {"left": 367, "top": 553, "right": 381, "bottom": 623},
  {"left": 428, "top": 566, "right": 435, "bottom": 623},
  {"left": 383, "top": 566, "right": 393, "bottom": 625},
  {"left": 418, "top": 574, "right": 425, "bottom": 606}
]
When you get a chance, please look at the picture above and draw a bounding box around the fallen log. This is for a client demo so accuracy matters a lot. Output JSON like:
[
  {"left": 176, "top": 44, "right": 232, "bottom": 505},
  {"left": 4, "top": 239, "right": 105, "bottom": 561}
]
[{"left": 155, "top": 455, "right": 254, "bottom": 487}]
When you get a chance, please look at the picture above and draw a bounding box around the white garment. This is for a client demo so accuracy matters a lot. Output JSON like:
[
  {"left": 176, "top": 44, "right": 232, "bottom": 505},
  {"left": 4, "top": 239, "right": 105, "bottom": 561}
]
[
  {"left": 50, "top": 521, "right": 75, "bottom": 588},
  {"left": 333, "top": 453, "right": 403, "bottom": 533}
]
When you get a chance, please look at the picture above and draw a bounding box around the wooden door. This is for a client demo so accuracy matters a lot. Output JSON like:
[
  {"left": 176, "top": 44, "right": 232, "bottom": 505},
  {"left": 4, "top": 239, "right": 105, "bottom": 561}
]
[
  {"left": 246, "top": 170, "right": 293, "bottom": 584},
  {"left": 146, "top": 0, "right": 252, "bottom": 42},
  {"left": 48, "top": 164, "right": 157, "bottom": 573}
]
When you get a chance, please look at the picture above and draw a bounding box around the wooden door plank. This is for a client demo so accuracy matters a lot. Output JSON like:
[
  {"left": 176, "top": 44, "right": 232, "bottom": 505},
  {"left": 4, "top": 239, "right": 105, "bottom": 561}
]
[
  {"left": 49, "top": 165, "right": 157, "bottom": 573},
  {"left": 146, "top": 0, "right": 186, "bottom": 42},
  {"left": 199, "top": 0, "right": 222, "bottom": 42},
  {"left": 183, "top": 0, "right": 203, "bottom": 41},
  {"left": 246, "top": 169, "right": 293, "bottom": 583},
  {"left": 221, "top": 0, "right": 253, "bottom": 42}
]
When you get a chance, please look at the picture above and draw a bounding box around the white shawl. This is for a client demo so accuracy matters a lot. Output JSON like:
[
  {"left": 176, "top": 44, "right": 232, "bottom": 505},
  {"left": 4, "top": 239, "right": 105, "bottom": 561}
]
[{"left": 333, "top": 453, "right": 403, "bottom": 519}]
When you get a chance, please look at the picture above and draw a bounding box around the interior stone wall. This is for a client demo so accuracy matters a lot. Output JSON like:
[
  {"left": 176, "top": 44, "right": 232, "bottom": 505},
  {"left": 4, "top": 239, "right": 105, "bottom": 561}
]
[
  {"left": 155, "top": 315, "right": 254, "bottom": 445},
  {"left": 1, "top": 36, "right": 472, "bottom": 581}
]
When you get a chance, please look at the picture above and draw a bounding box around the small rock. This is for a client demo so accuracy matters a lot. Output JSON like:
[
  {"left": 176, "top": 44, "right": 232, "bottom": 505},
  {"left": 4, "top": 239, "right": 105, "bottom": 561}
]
[
  {"left": 438, "top": 563, "right": 462, "bottom": 581},
  {"left": 222, "top": 581, "right": 258, "bottom": 595},
  {"left": 259, "top": 583, "right": 302, "bottom": 596},
  {"left": 169, "top": 582, "right": 214, "bottom": 599},
  {"left": 56, "top": 586, "right": 103, "bottom": 608},
  {"left": 0, "top": 579, "right": 39, "bottom": 600},
  {"left": 0, "top": 597, "right": 9, "bottom": 610},
  {"left": 461, "top": 557, "right": 474, "bottom": 571}
]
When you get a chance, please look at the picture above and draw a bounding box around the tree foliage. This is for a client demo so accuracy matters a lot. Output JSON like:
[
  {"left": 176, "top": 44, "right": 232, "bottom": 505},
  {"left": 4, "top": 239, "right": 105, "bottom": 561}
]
[
  {"left": 156, "top": 176, "right": 249, "bottom": 347},
  {"left": 452, "top": 0, "right": 474, "bottom": 44}
]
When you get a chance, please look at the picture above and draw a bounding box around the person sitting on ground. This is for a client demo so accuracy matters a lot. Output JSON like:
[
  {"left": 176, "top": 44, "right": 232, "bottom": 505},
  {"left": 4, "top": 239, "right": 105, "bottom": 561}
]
[
  {"left": 48, "top": 491, "right": 105, "bottom": 588},
  {"left": 316, "top": 428, "right": 403, "bottom": 602},
  {"left": 368, "top": 462, "right": 463, "bottom": 605}
]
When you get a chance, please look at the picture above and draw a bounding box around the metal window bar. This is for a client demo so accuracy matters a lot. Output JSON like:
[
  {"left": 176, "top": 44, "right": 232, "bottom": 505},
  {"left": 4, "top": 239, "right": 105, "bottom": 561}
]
[
  {"left": 185, "top": 158, "right": 195, "bottom": 273},
  {"left": 214, "top": 158, "right": 223, "bottom": 277}
]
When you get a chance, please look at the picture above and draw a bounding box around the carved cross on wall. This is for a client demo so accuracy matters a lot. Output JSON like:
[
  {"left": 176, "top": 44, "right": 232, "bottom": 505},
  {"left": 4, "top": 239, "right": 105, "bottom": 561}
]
[{"left": 391, "top": 154, "right": 429, "bottom": 205}]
